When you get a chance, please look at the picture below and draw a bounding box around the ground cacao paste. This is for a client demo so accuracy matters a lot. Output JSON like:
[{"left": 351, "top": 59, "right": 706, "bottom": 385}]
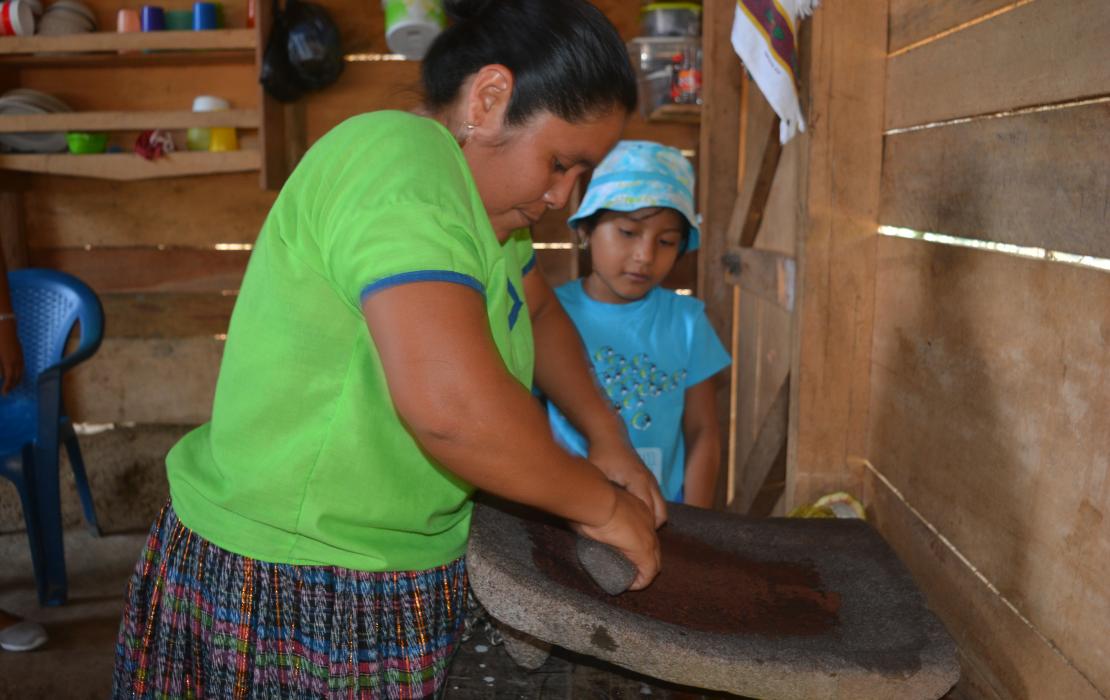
[{"left": 528, "top": 521, "right": 840, "bottom": 636}]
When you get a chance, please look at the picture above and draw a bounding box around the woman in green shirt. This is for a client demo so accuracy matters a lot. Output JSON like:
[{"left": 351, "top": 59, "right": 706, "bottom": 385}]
[{"left": 113, "top": 1, "right": 665, "bottom": 697}]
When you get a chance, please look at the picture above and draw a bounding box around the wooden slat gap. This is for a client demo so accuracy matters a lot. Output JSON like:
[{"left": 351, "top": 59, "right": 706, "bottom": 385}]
[
  {"left": 885, "top": 93, "right": 1110, "bottom": 136},
  {"left": 888, "top": 0, "right": 1035, "bottom": 58}
]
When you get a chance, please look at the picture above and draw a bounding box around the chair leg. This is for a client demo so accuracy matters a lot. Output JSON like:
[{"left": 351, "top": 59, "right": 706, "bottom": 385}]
[
  {"left": 12, "top": 450, "right": 49, "bottom": 607},
  {"left": 61, "top": 421, "right": 100, "bottom": 537},
  {"left": 32, "top": 443, "right": 68, "bottom": 607}
]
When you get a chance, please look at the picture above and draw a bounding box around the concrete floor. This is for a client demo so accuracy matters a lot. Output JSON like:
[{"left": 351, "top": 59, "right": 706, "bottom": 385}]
[{"left": 0, "top": 528, "right": 736, "bottom": 699}]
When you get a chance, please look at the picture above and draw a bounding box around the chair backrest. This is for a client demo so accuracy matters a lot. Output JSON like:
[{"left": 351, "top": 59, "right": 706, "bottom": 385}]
[{"left": 5, "top": 269, "right": 104, "bottom": 403}]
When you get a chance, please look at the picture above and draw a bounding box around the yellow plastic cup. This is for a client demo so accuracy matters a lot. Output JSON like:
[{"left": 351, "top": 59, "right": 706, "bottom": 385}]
[{"left": 208, "top": 126, "right": 238, "bottom": 152}]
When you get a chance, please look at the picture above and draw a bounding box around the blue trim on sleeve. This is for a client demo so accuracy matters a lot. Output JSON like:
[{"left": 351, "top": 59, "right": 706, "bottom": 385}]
[
  {"left": 360, "top": 270, "right": 486, "bottom": 303},
  {"left": 521, "top": 251, "right": 538, "bottom": 276},
  {"left": 507, "top": 280, "right": 523, "bottom": 330}
]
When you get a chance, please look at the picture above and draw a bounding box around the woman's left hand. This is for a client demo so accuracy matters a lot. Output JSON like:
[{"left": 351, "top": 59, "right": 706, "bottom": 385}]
[{"left": 588, "top": 435, "right": 667, "bottom": 527}]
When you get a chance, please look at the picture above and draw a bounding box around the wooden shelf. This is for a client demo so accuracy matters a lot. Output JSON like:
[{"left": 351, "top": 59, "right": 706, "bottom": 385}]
[
  {"left": 0, "top": 48, "right": 254, "bottom": 68},
  {"left": 649, "top": 103, "right": 702, "bottom": 124},
  {"left": 0, "top": 22, "right": 286, "bottom": 187},
  {"left": 0, "top": 109, "right": 260, "bottom": 133},
  {"left": 0, "top": 29, "right": 255, "bottom": 60},
  {"left": 0, "top": 150, "right": 260, "bottom": 180}
]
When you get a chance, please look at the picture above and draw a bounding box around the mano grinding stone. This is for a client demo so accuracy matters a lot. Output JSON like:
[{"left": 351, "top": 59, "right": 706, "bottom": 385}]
[{"left": 576, "top": 536, "right": 636, "bottom": 595}]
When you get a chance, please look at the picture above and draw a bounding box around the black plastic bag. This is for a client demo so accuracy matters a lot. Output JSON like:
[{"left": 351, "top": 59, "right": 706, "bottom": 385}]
[
  {"left": 260, "top": 0, "right": 344, "bottom": 103},
  {"left": 286, "top": 0, "right": 344, "bottom": 90}
]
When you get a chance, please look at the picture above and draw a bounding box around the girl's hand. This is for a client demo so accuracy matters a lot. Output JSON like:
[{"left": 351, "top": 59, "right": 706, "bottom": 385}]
[
  {"left": 588, "top": 436, "right": 668, "bottom": 527},
  {"left": 574, "top": 485, "right": 661, "bottom": 590},
  {"left": 0, "top": 320, "right": 23, "bottom": 395}
]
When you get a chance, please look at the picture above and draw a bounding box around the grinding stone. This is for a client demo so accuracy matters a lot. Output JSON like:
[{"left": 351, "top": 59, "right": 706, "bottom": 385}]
[
  {"left": 496, "top": 620, "right": 552, "bottom": 670},
  {"left": 576, "top": 536, "right": 637, "bottom": 595},
  {"left": 467, "top": 499, "right": 960, "bottom": 700}
]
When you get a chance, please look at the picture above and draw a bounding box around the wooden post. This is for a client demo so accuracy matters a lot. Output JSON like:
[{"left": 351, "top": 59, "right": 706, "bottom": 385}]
[
  {"left": 786, "top": 0, "right": 887, "bottom": 508},
  {"left": 697, "top": 0, "right": 743, "bottom": 507},
  {"left": 257, "top": 0, "right": 293, "bottom": 190},
  {"left": 0, "top": 189, "right": 26, "bottom": 269}
]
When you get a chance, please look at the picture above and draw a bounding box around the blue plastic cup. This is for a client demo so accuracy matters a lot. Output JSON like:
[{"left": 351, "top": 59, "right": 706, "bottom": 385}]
[
  {"left": 141, "top": 5, "right": 165, "bottom": 31},
  {"left": 192, "top": 1, "right": 216, "bottom": 29}
]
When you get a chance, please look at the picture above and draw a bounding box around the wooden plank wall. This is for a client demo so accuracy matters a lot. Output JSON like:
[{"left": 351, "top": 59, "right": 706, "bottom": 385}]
[
  {"left": 786, "top": 0, "right": 886, "bottom": 506},
  {"left": 867, "top": 1, "right": 1110, "bottom": 697},
  {"left": 8, "top": 0, "right": 697, "bottom": 425}
]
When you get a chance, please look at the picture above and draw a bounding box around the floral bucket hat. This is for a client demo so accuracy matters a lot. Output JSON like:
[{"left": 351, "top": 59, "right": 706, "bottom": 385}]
[{"left": 567, "top": 140, "right": 700, "bottom": 251}]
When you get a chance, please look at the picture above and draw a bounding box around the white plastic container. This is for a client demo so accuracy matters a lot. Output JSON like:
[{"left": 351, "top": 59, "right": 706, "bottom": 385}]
[{"left": 381, "top": 0, "right": 445, "bottom": 60}]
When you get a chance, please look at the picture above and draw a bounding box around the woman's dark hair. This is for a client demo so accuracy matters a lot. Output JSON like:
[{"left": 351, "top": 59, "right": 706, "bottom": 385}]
[
  {"left": 577, "top": 208, "right": 693, "bottom": 256},
  {"left": 422, "top": 0, "right": 637, "bottom": 126}
]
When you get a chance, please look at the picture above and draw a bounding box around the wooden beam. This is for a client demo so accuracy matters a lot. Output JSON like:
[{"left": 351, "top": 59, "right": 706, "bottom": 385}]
[
  {"left": 696, "top": 0, "right": 744, "bottom": 508},
  {"left": 732, "top": 116, "right": 783, "bottom": 249},
  {"left": 722, "top": 247, "right": 795, "bottom": 311},
  {"left": 733, "top": 372, "right": 790, "bottom": 514},
  {"left": 0, "top": 191, "right": 26, "bottom": 269},
  {"left": 257, "top": 0, "right": 289, "bottom": 191},
  {"left": 787, "top": 0, "right": 886, "bottom": 508}
]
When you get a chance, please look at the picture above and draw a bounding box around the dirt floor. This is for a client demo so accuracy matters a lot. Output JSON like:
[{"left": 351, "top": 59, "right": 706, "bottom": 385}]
[{"left": 0, "top": 528, "right": 739, "bottom": 699}]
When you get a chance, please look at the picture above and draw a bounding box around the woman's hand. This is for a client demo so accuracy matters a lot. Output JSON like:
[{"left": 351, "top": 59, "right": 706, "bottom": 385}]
[
  {"left": 588, "top": 435, "right": 668, "bottom": 528},
  {"left": 0, "top": 319, "right": 23, "bottom": 395},
  {"left": 574, "top": 484, "right": 661, "bottom": 590}
]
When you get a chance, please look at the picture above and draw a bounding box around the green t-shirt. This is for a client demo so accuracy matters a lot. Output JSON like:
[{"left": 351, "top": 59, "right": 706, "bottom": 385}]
[{"left": 167, "top": 111, "right": 537, "bottom": 572}]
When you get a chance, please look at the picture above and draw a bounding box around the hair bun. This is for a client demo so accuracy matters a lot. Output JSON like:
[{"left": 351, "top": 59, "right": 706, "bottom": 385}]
[{"left": 443, "top": 0, "right": 495, "bottom": 22}]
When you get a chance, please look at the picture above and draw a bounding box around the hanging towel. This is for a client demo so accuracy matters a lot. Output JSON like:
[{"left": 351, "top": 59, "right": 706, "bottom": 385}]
[{"left": 730, "top": 0, "right": 819, "bottom": 143}]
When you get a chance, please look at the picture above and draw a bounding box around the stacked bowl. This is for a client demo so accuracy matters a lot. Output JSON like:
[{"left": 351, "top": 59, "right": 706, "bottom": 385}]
[
  {"left": 37, "top": 0, "right": 95, "bottom": 34},
  {"left": 0, "top": 88, "right": 72, "bottom": 153}
]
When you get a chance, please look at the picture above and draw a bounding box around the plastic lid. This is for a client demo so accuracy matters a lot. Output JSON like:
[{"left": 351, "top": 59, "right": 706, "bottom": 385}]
[
  {"left": 641, "top": 2, "right": 702, "bottom": 14},
  {"left": 192, "top": 95, "right": 230, "bottom": 112}
]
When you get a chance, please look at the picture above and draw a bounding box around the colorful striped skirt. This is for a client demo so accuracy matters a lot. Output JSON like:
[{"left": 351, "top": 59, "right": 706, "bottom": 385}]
[{"left": 112, "top": 503, "right": 468, "bottom": 700}]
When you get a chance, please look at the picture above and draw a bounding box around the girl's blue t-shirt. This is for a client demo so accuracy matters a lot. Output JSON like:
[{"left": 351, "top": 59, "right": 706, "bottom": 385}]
[{"left": 547, "top": 280, "right": 731, "bottom": 502}]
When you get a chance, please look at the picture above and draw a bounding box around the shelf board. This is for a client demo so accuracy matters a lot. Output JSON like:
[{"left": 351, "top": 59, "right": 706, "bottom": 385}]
[
  {"left": 0, "top": 149, "right": 260, "bottom": 180},
  {"left": 0, "top": 29, "right": 255, "bottom": 58},
  {"left": 0, "top": 109, "right": 260, "bottom": 133},
  {"left": 0, "top": 48, "right": 254, "bottom": 67},
  {"left": 648, "top": 103, "right": 702, "bottom": 124}
]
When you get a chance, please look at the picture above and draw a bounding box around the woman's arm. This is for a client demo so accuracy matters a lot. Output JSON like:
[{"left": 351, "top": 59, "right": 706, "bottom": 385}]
[
  {"left": 681, "top": 377, "right": 723, "bottom": 508},
  {"left": 522, "top": 268, "right": 667, "bottom": 526},
  {"left": 0, "top": 249, "right": 23, "bottom": 395},
  {"left": 363, "top": 280, "right": 660, "bottom": 588}
]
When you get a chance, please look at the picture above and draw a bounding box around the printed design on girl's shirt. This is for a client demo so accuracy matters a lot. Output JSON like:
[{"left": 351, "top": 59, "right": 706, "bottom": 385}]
[{"left": 591, "top": 346, "right": 686, "bottom": 431}]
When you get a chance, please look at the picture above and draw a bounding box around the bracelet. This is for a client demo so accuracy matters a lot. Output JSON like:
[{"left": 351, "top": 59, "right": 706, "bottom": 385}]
[{"left": 0, "top": 313, "right": 14, "bottom": 322}]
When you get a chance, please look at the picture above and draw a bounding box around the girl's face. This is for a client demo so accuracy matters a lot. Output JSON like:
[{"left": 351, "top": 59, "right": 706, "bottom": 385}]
[
  {"left": 581, "top": 208, "right": 686, "bottom": 304},
  {"left": 464, "top": 109, "right": 626, "bottom": 241}
]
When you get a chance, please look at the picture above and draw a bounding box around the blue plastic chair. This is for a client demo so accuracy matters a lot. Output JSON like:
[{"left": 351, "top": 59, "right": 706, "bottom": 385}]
[{"left": 0, "top": 269, "right": 103, "bottom": 606}]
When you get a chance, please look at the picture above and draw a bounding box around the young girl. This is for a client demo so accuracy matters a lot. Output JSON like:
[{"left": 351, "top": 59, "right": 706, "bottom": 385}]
[
  {"left": 548, "top": 141, "right": 732, "bottom": 508},
  {"left": 112, "top": 2, "right": 664, "bottom": 698}
]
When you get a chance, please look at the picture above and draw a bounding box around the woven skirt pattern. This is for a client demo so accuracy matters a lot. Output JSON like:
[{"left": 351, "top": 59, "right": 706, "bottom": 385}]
[{"left": 112, "top": 503, "right": 468, "bottom": 700}]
